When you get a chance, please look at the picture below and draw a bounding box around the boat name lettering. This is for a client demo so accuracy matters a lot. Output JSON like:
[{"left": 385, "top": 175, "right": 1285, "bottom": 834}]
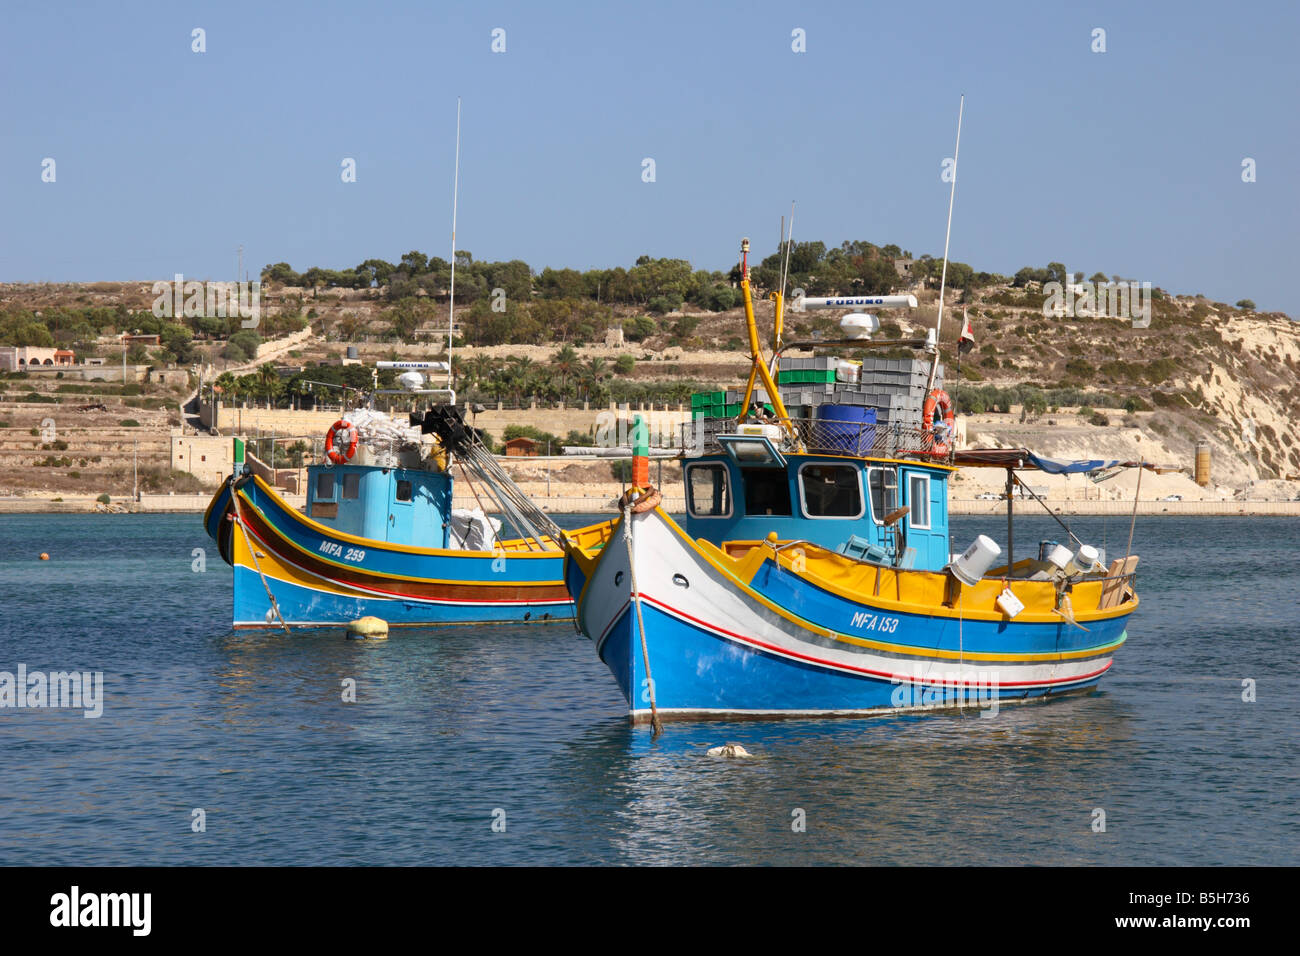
[
  {"left": 850, "top": 611, "right": 899, "bottom": 633},
  {"left": 318, "top": 541, "right": 365, "bottom": 561}
]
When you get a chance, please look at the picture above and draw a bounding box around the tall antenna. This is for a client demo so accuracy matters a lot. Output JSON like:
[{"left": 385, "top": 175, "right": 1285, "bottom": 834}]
[
  {"left": 779, "top": 201, "right": 795, "bottom": 301},
  {"left": 927, "top": 94, "right": 964, "bottom": 394},
  {"left": 447, "top": 97, "right": 462, "bottom": 391}
]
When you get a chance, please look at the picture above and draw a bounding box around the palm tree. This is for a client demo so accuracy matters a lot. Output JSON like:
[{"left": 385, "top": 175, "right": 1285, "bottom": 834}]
[
  {"left": 255, "top": 363, "right": 284, "bottom": 406},
  {"left": 468, "top": 353, "right": 495, "bottom": 394},
  {"left": 551, "top": 345, "right": 578, "bottom": 398}
]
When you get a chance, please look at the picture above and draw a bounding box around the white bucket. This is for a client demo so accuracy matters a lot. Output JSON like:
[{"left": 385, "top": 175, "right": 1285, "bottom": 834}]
[
  {"left": 1066, "top": 544, "right": 1100, "bottom": 576},
  {"left": 1045, "top": 543, "right": 1073, "bottom": 572},
  {"left": 949, "top": 534, "right": 1002, "bottom": 587}
]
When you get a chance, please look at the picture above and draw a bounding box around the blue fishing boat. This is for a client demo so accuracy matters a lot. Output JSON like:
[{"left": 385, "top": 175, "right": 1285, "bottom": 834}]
[
  {"left": 563, "top": 238, "right": 1142, "bottom": 723},
  {"left": 204, "top": 402, "right": 611, "bottom": 629}
]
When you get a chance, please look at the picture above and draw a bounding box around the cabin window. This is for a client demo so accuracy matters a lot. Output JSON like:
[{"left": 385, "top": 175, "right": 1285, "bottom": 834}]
[
  {"left": 867, "top": 467, "right": 896, "bottom": 524},
  {"left": 908, "top": 474, "right": 931, "bottom": 529},
  {"left": 742, "top": 468, "right": 792, "bottom": 516},
  {"left": 799, "top": 463, "right": 864, "bottom": 519},
  {"left": 395, "top": 480, "right": 413, "bottom": 502},
  {"left": 315, "top": 472, "right": 335, "bottom": 500},
  {"left": 686, "top": 463, "right": 731, "bottom": 518},
  {"left": 342, "top": 473, "right": 360, "bottom": 500}
]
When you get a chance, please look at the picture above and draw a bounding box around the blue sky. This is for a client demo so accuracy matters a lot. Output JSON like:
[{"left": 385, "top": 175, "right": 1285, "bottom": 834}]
[{"left": 2, "top": 0, "right": 1297, "bottom": 313}]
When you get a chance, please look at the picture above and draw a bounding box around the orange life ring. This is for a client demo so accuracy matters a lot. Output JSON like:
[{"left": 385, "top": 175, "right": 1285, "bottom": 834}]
[
  {"left": 922, "top": 388, "right": 955, "bottom": 458},
  {"left": 325, "top": 419, "right": 358, "bottom": 464}
]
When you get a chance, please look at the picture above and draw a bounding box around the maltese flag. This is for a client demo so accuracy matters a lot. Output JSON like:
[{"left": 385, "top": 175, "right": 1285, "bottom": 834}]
[{"left": 957, "top": 310, "right": 975, "bottom": 355}]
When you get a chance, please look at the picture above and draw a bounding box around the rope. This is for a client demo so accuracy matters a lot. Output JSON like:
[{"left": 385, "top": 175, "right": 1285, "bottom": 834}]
[
  {"left": 622, "top": 501, "right": 663, "bottom": 737},
  {"left": 1012, "top": 473, "right": 1082, "bottom": 547},
  {"left": 1124, "top": 463, "right": 1143, "bottom": 564},
  {"left": 230, "top": 484, "right": 292, "bottom": 636}
]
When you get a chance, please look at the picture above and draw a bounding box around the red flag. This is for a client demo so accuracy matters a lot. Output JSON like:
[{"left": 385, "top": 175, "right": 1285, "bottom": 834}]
[{"left": 957, "top": 310, "right": 975, "bottom": 355}]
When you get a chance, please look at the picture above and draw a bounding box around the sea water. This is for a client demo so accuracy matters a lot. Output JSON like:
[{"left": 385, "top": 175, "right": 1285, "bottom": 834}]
[{"left": 0, "top": 512, "right": 1295, "bottom": 865}]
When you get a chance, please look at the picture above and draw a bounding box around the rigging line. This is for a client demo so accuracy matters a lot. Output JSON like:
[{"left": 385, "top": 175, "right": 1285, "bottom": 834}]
[
  {"left": 1012, "top": 472, "right": 1083, "bottom": 547},
  {"left": 447, "top": 96, "right": 461, "bottom": 393},
  {"left": 927, "top": 94, "right": 965, "bottom": 396}
]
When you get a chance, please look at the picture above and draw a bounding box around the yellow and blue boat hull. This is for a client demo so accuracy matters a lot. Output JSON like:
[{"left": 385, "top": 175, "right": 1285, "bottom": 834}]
[{"left": 567, "top": 508, "right": 1136, "bottom": 721}]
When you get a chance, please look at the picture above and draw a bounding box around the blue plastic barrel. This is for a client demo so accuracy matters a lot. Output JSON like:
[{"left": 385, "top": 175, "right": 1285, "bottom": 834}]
[{"left": 815, "top": 404, "right": 876, "bottom": 455}]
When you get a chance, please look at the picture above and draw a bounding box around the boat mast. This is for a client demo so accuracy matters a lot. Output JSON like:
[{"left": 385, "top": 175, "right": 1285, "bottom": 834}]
[
  {"left": 774, "top": 202, "right": 795, "bottom": 356},
  {"left": 447, "top": 97, "right": 461, "bottom": 393},
  {"left": 926, "top": 94, "right": 964, "bottom": 395}
]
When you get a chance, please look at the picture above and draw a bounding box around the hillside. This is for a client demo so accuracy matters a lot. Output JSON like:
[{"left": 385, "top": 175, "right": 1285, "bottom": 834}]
[{"left": 2, "top": 271, "right": 1299, "bottom": 504}]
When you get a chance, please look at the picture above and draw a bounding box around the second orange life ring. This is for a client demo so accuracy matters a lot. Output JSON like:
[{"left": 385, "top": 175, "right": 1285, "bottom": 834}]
[
  {"left": 922, "top": 388, "right": 955, "bottom": 458},
  {"left": 325, "top": 419, "right": 358, "bottom": 464}
]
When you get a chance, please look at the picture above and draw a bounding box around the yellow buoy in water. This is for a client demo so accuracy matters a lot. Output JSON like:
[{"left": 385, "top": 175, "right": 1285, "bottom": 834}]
[
  {"left": 346, "top": 616, "right": 389, "bottom": 640},
  {"left": 39, "top": 553, "right": 50, "bottom": 561}
]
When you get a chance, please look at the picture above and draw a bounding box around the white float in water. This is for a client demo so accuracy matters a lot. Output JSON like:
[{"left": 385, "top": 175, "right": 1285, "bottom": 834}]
[
  {"left": 707, "top": 743, "right": 753, "bottom": 758},
  {"left": 347, "top": 616, "right": 389, "bottom": 640}
]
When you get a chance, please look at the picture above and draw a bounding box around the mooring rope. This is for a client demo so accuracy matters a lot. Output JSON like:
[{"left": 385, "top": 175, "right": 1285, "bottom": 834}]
[
  {"left": 230, "top": 485, "right": 292, "bottom": 636},
  {"left": 622, "top": 500, "right": 663, "bottom": 737}
]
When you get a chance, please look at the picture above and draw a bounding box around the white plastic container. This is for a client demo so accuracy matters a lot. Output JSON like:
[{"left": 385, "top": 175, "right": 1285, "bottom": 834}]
[
  {"left": 1065, "top": 544, "right": 1100, "bottom": 576},
  {"left": 996, "top": 587, "right": 1025, "bottom": 618},
  {"left": 949, "top": 535, "right": 1002, "bottom": 587}
]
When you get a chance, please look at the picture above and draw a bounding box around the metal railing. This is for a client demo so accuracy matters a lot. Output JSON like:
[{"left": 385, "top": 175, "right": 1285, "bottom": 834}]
[{"left": 679, "top": 417, "right": 952, "bottom": 464}]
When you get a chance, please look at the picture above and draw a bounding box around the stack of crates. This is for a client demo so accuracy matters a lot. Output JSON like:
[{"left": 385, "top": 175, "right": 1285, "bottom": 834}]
[
  {"left": 690, "top": 390, "right": 726, "bottom": 421},
  {"left": 691, "top": 387, "right": 772, "bottom": 420},
  {"left": 777, "top": 356, "right": 943, "bottom": 425},
  {"left": 775, "top": 356, "right": 839, "bottom": 386},
  {"left": 694, "top": 357, "right": 943, "bottom": 424}
]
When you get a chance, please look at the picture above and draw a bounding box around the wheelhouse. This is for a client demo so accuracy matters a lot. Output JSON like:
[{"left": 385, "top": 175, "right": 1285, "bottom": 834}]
[
  {"left": 683, "top": 452, "right": 952, "bottom": 571},
  {"left": 305, "top": 462, "right": 453, "bottom": 547}
]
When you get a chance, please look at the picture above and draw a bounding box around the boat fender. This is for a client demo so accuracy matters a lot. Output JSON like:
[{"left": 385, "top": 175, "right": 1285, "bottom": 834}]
[
  {"left": 346, "top": 616, "right": 389, "bottom": 640},
  {"left": 922, "top": 388, "right": 955, "bottom": 458},
  {"left": 618, "top": 485, "right": 661, "bottom": 514},
  {"left": 325, "top": 420, "right": 359, "bottom": 464}
]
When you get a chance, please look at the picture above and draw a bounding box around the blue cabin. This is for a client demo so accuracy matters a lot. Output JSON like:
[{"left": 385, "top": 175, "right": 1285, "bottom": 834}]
[
  {"left": 305, "top": 462, "right": 454, "bottom": 547},
  {"left": 682, "top": 449, "right": 952, "bottom": 571}
]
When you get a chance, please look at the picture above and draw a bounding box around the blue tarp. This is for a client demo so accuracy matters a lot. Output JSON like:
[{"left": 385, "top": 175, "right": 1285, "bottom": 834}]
[{"left": 1026, "top": 453, "right": 1130, "bottom": 475}]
